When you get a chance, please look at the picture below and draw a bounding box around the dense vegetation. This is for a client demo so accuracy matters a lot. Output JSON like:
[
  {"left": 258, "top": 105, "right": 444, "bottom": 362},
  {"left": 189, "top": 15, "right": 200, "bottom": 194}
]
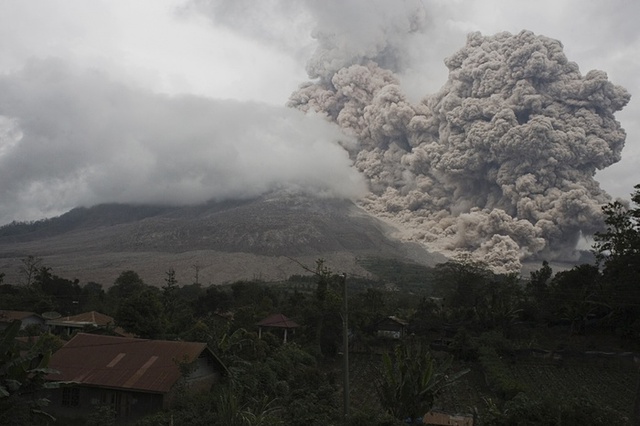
[{"left": 2, "top": 185, "right": 640, "bottom": 425}]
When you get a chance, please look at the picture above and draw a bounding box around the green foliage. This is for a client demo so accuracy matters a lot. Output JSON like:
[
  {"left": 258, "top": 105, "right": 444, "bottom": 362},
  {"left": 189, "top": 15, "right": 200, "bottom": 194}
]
[
  {"left": 19, "top": 255, "right": 42, "bottom": 287},
  {"left": 593, "top": 184, "right": 640, "bottom": 263},
  {"left": 108, "top": 270, "right": 146, "bottom": 302},
  {"left": 0, "top": 320, "right": 65, "bottom": 425},
  {"left": 593, "top": 184, "right": 640, "bottom": 336},
  {"left": 193, "top": 285, "right": 231, "bottom": 317},
  {"left": 85, "top": 404, "right": 117, "bottom": 426},
  {"left": 115, "top": 288, "right": 166, "bottom": 338},
  {"left": 358, "top": 257, "right": 435, "bottom": 291},
  {"left": 478, "top": 346, "right": 525, "bottom": 400},
  {"left": 451, "top": 328, "right": 478, "bottom": 362},
  {"left": 527, "top": 260, "right": 552, "bottom": 301},
  {"left": 350, "top": 288, "right": 388, "bottom": 332},
  {"left": 547, "top": 264, "right": 605, "bottom": 334},
  {"left": 433, "top": 256, "right": 492, "bottom": 307},
  {"left": 31, "top": 333, "right": 65, "bottom": 355},
  {"left": 375, "top": 340, "right": 468, "bottom": 422},
  {"left": 6, "top": 252, "right": 640, "bottom": 425},
  {"left": 213, "top": 387, "right": 283, "bottom": 426},
  {"left": 294, "top": 259, "right": 344, "bottom": 357},
  {"left": 483, "top": 393, "right": 630, "bottom": 426}
]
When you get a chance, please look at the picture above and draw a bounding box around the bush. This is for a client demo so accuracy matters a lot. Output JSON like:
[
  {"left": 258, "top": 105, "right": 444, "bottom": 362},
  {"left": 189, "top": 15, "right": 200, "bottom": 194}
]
[{"left": 478, "top": 346, "right": 525, "bottom": 400}]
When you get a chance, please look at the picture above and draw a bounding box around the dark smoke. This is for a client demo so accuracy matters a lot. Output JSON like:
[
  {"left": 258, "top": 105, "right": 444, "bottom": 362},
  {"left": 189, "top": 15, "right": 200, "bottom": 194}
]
[{"left": 290, "top": 29, "right": 630, "bottom": 272}]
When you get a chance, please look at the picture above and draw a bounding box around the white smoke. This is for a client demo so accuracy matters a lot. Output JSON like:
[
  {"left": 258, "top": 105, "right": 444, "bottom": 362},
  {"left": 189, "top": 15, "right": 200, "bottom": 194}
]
[
  {"left": 290, "top": 29, "right": 630, "bottom": 272},
  {"left": 0, "top": 59, "right": 367, "bottom": 224}
]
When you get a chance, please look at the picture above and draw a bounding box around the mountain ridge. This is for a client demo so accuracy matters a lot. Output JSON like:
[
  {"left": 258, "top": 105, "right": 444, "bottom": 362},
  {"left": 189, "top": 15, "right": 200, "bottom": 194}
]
[{"left": 0, "top": 192, "right": 446, "bottom": 286}]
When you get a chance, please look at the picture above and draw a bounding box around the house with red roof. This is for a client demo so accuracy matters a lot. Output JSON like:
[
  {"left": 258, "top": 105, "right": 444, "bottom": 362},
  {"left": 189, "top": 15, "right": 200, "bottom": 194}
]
[
  {"left": 0, "top": 310, "right": 44, "bottom": 331},
  {"left": 45, "top": 310, "right": 115, "bottom": 335},
  {"left": 45, "top": 333, "right": 227, "bottom": 422},
  {"left": 45, "top": 310, "right": 134, "bottom": 337}
]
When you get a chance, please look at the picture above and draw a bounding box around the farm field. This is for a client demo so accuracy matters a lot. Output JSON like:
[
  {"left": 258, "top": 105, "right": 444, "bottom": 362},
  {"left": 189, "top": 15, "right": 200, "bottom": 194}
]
[
  {"left": 345, "top": 350, "right": 638, "bottom": 422},
  {"left": 507, "top": 357, "right": 637, "bottom": 418}
]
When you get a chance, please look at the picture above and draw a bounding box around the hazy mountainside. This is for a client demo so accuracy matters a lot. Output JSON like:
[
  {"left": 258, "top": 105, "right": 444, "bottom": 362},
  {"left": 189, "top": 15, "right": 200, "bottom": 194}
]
[{"left": 0, "top": 192, "right": 446, "bottom": 286}]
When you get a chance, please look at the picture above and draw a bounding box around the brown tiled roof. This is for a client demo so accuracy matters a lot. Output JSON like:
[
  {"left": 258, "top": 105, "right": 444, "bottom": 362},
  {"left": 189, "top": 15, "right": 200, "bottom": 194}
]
[
  {"left": 0, "top": 310, "right": 41, "bottom": 322},
  {"left": 257, "top": 313, "right": 299, "bottom": 329},
  {"left": 47, "top": 333, "right": 209, "bottom": 393}
]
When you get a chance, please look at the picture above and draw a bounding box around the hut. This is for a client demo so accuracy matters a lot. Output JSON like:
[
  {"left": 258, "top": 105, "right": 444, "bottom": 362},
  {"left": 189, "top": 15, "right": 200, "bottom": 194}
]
[{"left": 257, "top": 313, "right": 300, "bottom": 343}]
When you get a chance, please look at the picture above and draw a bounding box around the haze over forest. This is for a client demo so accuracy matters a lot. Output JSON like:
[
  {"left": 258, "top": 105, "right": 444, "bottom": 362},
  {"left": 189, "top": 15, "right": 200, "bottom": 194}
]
[{"left": 0, "top": 0, "right": 638, "bottom": 272}]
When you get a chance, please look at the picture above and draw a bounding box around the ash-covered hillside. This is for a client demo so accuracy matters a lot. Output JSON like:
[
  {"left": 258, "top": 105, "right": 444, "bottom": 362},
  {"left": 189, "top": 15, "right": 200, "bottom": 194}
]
[{"left": 0, "top": 191, "right": 445, "bottom": 285}]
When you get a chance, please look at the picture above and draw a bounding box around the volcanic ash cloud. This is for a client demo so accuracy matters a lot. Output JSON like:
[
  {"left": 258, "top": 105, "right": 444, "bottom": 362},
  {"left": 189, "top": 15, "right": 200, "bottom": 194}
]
[{"left": 289, "top": 30, "right": 631, "bottom": 272}]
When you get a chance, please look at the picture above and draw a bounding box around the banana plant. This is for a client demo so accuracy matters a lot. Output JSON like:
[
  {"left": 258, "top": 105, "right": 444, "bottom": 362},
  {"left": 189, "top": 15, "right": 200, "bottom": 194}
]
[
  {"left": 0, "top": 320, "right": 71, "bottom": 423},
  {"left": 375, "top": 341, "right": 469, "bottom": 423}
]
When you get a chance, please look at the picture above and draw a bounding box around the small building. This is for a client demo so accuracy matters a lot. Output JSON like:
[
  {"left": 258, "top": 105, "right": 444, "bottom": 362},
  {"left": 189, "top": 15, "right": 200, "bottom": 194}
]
[
  {"left": 375, "top": 316, "right": 409, "bottom": 339},
  {"left": 0, "top": 310, "right": 44, "bottom": 331},
  {"left": 257, "top": 313, "right": 300, "bottom": 343},
  {"left": 423, "top": 410, "right": 474, "bottom": 426},
  {"left": 45, "top": 333, "right": 227, "bottom": 423},
  {"left": 43, "top": 311, "right": 135, "bottom": 337},
  {"left": 45, "top": 310, "right": 128, "bottom": 336}
]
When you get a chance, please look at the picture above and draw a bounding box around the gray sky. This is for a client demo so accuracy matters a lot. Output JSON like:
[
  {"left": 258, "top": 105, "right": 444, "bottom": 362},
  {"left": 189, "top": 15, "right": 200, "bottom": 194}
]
[{"left": 0, "top": 0, "right": 638, "bottom": 225}]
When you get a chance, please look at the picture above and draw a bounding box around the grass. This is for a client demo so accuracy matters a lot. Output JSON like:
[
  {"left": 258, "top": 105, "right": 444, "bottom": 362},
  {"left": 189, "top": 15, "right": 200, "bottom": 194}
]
[
  {"left": 345, "top": 345, "right": 639, "bottom": 422},
  {"left": 507, "top": 357, "right": 637, "bottom": 417}
]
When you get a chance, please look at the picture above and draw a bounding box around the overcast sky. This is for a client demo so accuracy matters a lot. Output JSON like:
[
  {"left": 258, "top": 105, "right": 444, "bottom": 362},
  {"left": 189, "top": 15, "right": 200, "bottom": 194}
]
[{"left": 0, "top": 0, "right": 638, "bottom": 225}]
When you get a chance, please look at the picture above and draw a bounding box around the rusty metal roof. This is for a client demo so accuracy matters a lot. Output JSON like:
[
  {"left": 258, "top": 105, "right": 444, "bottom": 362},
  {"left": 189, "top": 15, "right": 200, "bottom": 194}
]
[
  {"left": 256, "top": 313, "right": 299, "bottom": 329},
  {"left": 48, "top": 311, "right": 114, "bottom": 327},
  {"left": 47, "top": 333, "right": 209, "bottom": 393},
  {"left": 61, "top": 311, "right": 114, "bottom": 326},
  {"left": 0, "top": 310, "right": 41, "bottom": 322}
]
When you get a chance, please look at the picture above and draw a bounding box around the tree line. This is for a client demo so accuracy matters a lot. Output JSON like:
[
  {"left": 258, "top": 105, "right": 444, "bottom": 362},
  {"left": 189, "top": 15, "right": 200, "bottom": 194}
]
[{"left": 1, "top": 184, "right": 639, "bottom": 425}]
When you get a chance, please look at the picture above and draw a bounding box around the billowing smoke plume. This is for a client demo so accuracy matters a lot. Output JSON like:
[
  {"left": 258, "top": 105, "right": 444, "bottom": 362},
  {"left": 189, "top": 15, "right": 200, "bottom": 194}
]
[{"left": 290, "top": 29, "right": 630, "bottom": 272}]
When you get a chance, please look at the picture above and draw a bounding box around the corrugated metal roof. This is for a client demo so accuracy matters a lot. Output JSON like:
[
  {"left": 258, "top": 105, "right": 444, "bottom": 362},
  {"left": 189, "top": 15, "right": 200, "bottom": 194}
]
[
  {"left": 256, "top": 313, "right": 299, "bottom": 329},
  {"left": 52, "top": 311, "right": 114, "bottom": 326},
  {"left": 0, "top": 310, "right": 40, "bottom": 322},
  {"left": 388, "top": 316, "right": 409, "bottom": 326},
  {"left": 47, "top": 333, "right": 208, "bottom": 393}
]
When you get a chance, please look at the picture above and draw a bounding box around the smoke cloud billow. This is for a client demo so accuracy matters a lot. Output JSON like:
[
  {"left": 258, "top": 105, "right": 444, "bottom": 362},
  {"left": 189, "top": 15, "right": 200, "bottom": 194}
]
[{"left": 290, "top": 29, "right": 630, "bottom": 272}]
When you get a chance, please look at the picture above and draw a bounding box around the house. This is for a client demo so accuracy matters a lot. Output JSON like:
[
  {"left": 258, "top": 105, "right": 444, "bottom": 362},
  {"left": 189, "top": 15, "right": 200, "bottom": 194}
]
[
  {"left": 0, "top": 310, "right": 44, "bottom": 331},
  {"left": 423, "top": 410, "right": 474, "bottom": 426},
  {"left": 45, "top": 333, "right": 227, "bottom": 422},
  {"left": 46, "top": 310, "right": 116, "bottom": 335},
  {"left": 257, "top": 313, "right": 300, "bottom": 343},
  {"left": 375, "top": 316, "right": 409, "bottom": 339}
]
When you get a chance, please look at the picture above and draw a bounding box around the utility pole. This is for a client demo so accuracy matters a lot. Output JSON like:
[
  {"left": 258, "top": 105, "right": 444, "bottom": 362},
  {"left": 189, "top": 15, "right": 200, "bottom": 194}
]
[{"left": 340, "top": 272, "right": 349, "bottom": 424}]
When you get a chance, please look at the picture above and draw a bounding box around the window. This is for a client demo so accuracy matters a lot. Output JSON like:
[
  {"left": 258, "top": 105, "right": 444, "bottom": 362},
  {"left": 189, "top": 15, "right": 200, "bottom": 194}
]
[{"left": 62, "top": 387, "right": 80, "bottom": 407}]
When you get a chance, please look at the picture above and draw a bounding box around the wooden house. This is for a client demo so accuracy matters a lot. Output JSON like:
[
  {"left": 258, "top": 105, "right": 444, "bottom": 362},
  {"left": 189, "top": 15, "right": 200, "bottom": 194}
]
[
  {"left": 375, "top": 316, "right": 408, "bottom": 339},
  {"left": 45, "top": 333, "right": 227, "bottom": 423},
  {"left": 0, "top": 310, "right": 44, "bottom": 331}
]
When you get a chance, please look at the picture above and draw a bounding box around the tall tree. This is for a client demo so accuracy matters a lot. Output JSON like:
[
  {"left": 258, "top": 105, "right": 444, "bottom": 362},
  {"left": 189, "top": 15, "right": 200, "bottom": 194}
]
[
  {"left": 115, "top": 289, "right": 166, "bottom": 338},
  {"left": 593, "top": 184, "right": 640, "bottom": 332},
  {"left": 593, "top": 184, "right": 640, "bottom": 424},
  {"left": 163, "top": 268, "right": 179, "bottom": 322},
  {"left": 18, "top": 255, "right": 42, "bottom": 287}
]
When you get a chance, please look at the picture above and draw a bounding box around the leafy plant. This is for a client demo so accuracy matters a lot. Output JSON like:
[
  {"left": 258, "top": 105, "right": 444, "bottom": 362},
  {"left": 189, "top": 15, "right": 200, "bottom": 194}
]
[
  {"left": 375, "top": 341, "right": 468, "bottom": 423},
  {"left": 0, "top": 320, "right": 70, "bottom": 424},
  {"left": 478, "top": 346, "right": 524, "bottom": 400}
]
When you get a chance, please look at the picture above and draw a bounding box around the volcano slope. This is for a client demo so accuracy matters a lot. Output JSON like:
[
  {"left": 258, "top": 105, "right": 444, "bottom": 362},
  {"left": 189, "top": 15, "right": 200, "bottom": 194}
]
[{"left": 0, "top": 191, "right": 445, "bottom": 287}]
